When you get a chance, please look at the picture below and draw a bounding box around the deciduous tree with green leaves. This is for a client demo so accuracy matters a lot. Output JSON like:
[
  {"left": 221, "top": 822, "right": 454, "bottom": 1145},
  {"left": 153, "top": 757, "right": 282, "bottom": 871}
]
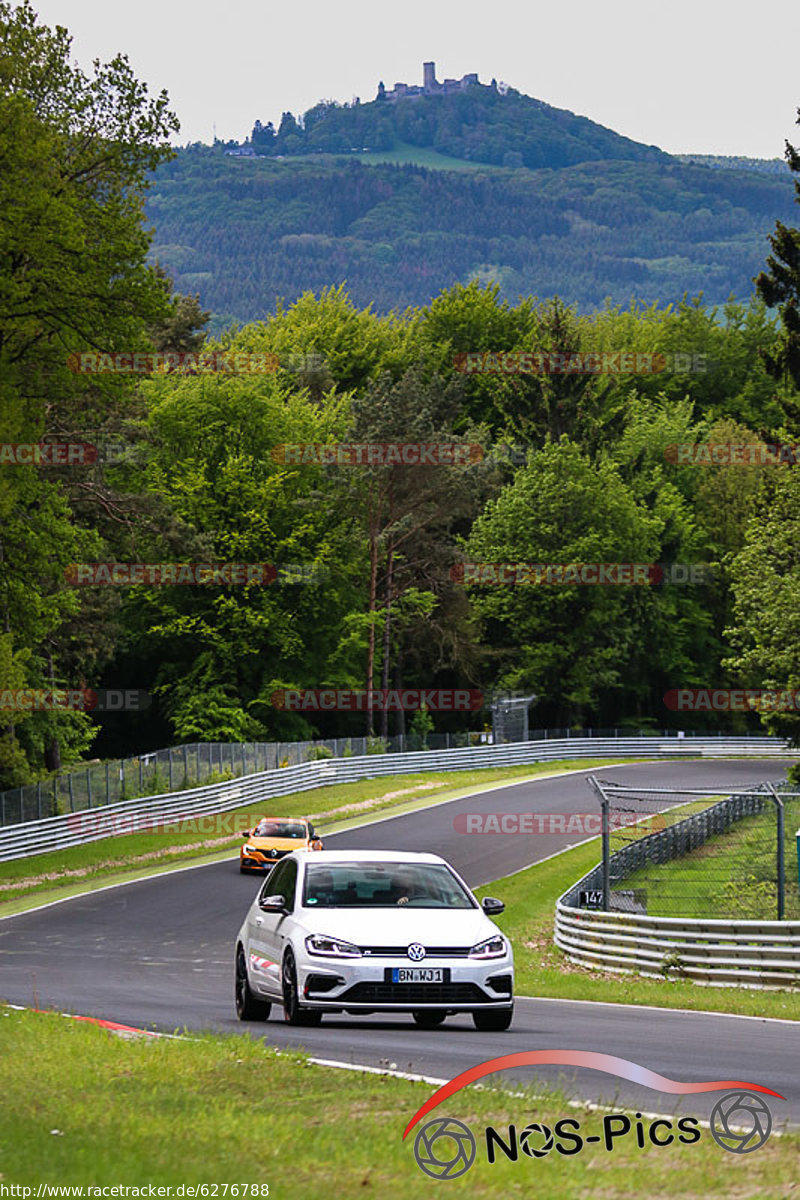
[
  {"left": 0, "top": 1, "right": 179, "bottom": 784},
  {"left": 724, "top": 468, "right": 800, "bottom": 744}
]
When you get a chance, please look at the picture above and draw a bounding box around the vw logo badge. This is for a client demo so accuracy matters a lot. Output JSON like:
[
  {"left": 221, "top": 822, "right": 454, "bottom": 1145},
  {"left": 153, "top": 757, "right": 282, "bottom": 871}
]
[{"left": 407, "top": 943, "right": 426, "bottom": 961}]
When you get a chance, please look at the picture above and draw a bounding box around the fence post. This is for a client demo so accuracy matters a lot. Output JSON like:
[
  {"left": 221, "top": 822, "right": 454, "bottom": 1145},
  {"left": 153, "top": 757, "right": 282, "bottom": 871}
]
[
  {"left": 68, "top": 773, "right": 74, "bottom": 813},
  {"left": 86, "top": 770, "right": 92, "bottom": 809},
  {"left": 37, "top": 781, "right": 42, "bottom": 820},
  {"left": 777, "top": 800, "right": 785, "bottom": 922},
  {"left": 588, "top": 775, "right": 610, "bottom": 912},
  {"left": 168, "top": 748, "right": 174, "bottom": 792},
  {"left": 764, "top": 783, "right": 785, "bottom": 921}
]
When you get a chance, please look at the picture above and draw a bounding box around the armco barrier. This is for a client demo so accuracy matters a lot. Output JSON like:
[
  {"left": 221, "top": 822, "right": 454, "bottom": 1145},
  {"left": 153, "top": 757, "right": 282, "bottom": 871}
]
[
  {"left": 554, "top": 905, "right": 800, "bottom": 988},
  {"left": 554, "top": 783, "right": 800, "bottom": 988},
  {"left": 0, "top": 735, "right": 793, "bottom": 863}
]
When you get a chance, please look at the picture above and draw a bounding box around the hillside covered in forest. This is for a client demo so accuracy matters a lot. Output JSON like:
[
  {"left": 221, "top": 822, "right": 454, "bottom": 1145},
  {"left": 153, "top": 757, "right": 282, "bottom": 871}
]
[{"left": 147, "top": 148, "right": 795, "bottom": 331}]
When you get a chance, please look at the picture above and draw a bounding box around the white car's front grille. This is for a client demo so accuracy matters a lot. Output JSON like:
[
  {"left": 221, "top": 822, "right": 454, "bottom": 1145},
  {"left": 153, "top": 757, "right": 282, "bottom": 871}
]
[{"left": 358, "top": 945, "right": 473, "bottom": 957}]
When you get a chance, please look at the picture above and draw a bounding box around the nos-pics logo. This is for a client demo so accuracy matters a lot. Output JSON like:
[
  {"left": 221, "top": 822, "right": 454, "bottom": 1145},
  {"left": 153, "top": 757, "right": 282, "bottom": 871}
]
[{"left": 404, "top": 1051, "right": 783, "bottom": 1179}]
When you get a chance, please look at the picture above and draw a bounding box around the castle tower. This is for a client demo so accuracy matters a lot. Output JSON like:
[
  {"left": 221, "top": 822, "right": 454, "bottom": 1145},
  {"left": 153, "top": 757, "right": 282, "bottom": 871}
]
[{"left": 423, "top": 61, "right": 437, "bottom": 91}]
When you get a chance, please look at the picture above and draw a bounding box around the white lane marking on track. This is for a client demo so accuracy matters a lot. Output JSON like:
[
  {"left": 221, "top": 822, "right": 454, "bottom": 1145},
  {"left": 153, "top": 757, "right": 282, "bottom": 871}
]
[
  {"left": 516, "top": 993, "right": 800, "bottom": 1025},
  {"left": 308, "top": 1057, "right": 448, "bottom": 1085}
]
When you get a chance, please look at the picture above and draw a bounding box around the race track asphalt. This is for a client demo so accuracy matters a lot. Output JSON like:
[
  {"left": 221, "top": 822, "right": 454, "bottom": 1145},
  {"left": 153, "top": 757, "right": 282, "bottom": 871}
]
[{"left": 1, "top": 759, "right": 797, "bottom": 1126}]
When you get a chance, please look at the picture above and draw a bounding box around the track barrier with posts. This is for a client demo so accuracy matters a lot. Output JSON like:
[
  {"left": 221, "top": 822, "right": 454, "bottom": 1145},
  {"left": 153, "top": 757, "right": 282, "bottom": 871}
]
[
  {"left": 555, "top": 778, "right": 800, "bottom": 988},
  {"left": 0, "top": 729, "right": 793, "bottom": 828},
  {"left": 0, "top": 735, "right": 794, "bottom": 862}
]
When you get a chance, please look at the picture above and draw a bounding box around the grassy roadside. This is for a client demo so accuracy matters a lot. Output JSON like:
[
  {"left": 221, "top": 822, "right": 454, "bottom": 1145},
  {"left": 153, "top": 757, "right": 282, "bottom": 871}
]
[
  {"left": 0, "top": 759, "right": 642, "bottom": 910},
  {"left": 475, "top": 840, "right": 800, "bottom": 1020},
  {"left": 1, "top": 1007, "right": 796, "bottom": 1197}
]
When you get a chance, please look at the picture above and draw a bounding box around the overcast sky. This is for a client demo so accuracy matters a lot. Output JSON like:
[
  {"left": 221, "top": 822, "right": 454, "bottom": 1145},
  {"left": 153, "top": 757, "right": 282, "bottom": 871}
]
[{"left": 28, "top": 0, "right": 800, "bottom": 158}]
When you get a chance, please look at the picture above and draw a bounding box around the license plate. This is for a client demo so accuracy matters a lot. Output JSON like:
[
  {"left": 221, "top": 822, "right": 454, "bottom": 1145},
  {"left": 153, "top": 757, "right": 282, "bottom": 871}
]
[{"left": 391, "top": 967, "right": 444, "bottom": 983}]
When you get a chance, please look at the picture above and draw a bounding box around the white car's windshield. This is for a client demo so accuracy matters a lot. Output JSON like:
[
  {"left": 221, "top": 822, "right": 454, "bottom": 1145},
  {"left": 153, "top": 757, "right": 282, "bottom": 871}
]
[
  {"left": 253, "top": 821, "right": 307, "bottom": 838},
  {"left": 302, "top": 862, "right": 476, "bottom": 908}
]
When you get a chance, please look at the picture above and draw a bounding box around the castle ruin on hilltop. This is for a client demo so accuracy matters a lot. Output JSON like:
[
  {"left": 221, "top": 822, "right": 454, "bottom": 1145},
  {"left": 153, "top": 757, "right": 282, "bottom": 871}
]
[{"left": 377, "top": 62, "right": 494, "bottom": 102}]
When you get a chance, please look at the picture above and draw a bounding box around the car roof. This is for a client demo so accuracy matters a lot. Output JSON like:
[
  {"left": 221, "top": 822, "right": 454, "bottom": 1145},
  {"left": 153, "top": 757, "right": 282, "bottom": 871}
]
[
  {"left": 251, "top": 816, "right": 308, "bottom": 824},
  {"left": 291, "top": 849, "right": 447, "bottom": 866}
]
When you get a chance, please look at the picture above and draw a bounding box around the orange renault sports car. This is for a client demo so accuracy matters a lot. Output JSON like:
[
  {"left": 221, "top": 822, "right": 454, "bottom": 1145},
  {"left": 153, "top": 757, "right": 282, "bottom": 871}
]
[{"left": 239, "top": 816, "right": 323, "bottom": 873}]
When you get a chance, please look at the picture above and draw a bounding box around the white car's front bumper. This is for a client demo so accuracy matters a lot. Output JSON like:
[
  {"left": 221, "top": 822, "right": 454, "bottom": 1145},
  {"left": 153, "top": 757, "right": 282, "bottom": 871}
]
[{"left": 296, "top": 950, "right": 514, "bottom": 1011}]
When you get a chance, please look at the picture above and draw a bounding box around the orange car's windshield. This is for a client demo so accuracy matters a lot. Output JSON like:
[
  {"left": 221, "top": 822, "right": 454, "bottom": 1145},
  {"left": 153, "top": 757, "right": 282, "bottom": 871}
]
[{"left": 253, "top": 821, "right": 307, "bottom": 839}]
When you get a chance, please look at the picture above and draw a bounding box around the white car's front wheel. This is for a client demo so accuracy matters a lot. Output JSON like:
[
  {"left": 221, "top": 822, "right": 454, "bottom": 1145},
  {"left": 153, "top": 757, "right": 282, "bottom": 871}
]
[
  {"left": 412, "top": 1009, "right": 447, "bottom": 1028},
  {"left": 282, "top": 949, "right": 323, "bottom": 1027},
  {"left": 472, "top": 1006, "right": 513, "bottom": 1031},
  {"left": 235, "top": 945, "right": 271, "bottom": 1022}
]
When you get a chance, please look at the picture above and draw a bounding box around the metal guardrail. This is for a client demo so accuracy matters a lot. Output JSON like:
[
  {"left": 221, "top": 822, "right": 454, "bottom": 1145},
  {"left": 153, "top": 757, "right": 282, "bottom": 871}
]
[
  {"left": 0, "top": 735, "right": 793, "bottom": 863},
  {"left": 555, "top": 783, "right": 800, "bottom": 988},
  {"left": 1, "top": 726, "right": 769, "bottom": 827},
  {"left": 554, "top": 906, "right": 800, "bottom": 988}
]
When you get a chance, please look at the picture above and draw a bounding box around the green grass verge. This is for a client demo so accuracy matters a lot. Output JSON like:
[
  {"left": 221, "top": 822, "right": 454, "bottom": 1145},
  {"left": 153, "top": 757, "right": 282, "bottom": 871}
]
[
  {"left": 622, "top": 797, "right": 800, "bottom": 920},
  {"left": 0, "top": 759, "right": 642, "bottom": 910},
  {"left": 474, "top": 839, "right": 800, "bottom": 1020},
  {"left": 1, "top": 1008, "right": 797, "bottom": 1196}
]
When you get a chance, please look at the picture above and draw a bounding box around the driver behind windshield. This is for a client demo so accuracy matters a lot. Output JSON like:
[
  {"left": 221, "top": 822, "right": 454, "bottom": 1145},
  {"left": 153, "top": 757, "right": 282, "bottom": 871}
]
[
  {"left": 389, "top": 867, "right": 424, "bottom": 905},
  {"left": 253, "top": 819, "right": 305, "bottom": 838}
]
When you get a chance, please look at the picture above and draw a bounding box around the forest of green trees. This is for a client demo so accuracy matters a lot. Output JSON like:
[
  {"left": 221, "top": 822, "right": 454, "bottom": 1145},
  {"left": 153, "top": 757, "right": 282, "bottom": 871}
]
[
  {"left": 1, "top": 2, "right": 799, "bottom": 790},
  {"left": 148, "top": 150, "right": 796, "bottom": 326}
]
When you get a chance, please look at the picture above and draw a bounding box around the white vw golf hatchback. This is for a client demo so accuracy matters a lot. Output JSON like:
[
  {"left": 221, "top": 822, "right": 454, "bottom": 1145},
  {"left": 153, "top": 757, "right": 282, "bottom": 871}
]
[{"left": 235, "top": 849, "right": 514, "bottom": 1030}]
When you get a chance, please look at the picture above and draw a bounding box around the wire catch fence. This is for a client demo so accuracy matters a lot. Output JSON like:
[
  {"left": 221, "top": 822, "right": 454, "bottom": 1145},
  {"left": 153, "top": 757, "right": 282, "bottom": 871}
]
[{"left": 571, "top": 777, "right": 799, "bottom": 922}]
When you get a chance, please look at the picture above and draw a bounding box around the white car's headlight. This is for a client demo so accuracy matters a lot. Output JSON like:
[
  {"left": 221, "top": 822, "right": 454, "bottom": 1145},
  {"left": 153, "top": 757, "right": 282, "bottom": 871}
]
[
  {"left": 469, "top": 935, "right": 506, "bottom": 959},
  {"left": 306, "top": 934, "right": 362, "bottom": 958}
]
